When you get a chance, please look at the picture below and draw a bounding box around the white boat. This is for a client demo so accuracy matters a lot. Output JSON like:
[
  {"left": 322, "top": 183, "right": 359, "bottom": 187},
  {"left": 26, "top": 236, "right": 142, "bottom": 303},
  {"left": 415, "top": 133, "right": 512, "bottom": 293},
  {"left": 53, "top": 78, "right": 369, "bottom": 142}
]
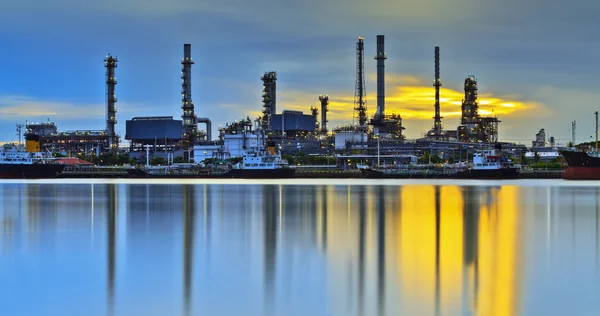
[
  {"left": 225, "top": 151, "right": 295, "bottom": 178},
  {"left": 470, "top": 148, "right": 520, "bottom": 179}
]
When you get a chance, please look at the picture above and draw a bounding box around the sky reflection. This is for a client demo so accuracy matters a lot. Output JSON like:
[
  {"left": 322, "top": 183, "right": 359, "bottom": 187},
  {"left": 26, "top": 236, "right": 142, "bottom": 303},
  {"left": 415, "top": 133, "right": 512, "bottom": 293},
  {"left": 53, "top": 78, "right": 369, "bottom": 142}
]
[{"left": 0, "top": 182, "right": 599, "bottom": 316}]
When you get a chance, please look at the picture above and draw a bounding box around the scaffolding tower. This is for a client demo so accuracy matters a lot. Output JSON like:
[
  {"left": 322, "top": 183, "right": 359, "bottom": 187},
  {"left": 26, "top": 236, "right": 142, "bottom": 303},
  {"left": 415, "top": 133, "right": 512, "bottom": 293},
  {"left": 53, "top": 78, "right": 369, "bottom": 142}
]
[
  {"left": 261, "top": 71, "right": 277, "bottom": 131},
  {"left": 354, "top": 37, "right": 367, "bottom": 127}
]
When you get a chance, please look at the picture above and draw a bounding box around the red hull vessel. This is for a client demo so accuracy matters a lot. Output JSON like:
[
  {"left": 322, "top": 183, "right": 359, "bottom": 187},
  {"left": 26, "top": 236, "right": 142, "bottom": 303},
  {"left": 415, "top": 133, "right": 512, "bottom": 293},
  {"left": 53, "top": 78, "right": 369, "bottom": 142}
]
[{"left": 560, "top": 150, "right": 600, "bottom": 180}]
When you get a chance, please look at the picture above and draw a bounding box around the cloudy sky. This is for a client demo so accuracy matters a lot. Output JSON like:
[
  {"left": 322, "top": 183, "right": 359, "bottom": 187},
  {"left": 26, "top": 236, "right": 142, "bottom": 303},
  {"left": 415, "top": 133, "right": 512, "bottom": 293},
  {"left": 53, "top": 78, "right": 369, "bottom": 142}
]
[{"left": 0, "top": 0, "right": 598, "bottom": 145}]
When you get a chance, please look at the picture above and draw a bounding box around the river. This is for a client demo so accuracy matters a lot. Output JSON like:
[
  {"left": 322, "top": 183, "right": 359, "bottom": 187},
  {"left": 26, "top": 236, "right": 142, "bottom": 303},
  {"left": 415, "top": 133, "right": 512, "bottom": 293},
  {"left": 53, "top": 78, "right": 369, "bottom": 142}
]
[{"left": 1, "top": 179, "right": 599, "bottom": 315}]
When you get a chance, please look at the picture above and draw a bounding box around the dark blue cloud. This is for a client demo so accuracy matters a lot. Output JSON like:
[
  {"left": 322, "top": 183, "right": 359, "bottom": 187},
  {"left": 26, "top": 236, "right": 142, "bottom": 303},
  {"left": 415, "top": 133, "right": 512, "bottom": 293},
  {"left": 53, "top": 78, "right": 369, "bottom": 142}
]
[{"left": 0, "top": 0, "right": 597, "bottom": 142}]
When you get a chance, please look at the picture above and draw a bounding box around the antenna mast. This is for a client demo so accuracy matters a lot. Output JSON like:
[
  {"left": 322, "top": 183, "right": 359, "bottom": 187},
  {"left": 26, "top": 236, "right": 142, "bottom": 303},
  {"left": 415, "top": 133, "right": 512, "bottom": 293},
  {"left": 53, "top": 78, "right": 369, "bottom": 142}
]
[
  {"left": 571, "top": 120, "right": 576, "bottom": 147},
  {"left": 594, "top": 111, "right": 598, "bottom": 152},
  {"left": 16, "top": 123, "right": 24, "bottom": 145}
]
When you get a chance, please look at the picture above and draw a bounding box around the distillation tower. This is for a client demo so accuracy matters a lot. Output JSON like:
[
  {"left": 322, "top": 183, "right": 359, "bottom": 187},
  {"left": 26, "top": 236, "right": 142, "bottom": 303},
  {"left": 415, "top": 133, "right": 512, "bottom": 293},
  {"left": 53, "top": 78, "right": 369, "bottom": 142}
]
[
  {"left": 319, "top": 95, "right": 329, "bottom": 134},
  {"left": 354, "top": 37, "right": 367, "bottom": 127},
  {"left": 104, "top": 54, "right": 118, "bottom": 152},
  {"left": 458, "top": 76, "right": 500, "bottom": 142},
  {"left": 261, "top": 72, "right": 277, "bottom": 131},
  {"left": 181, "top": 44, "right": 197, "bottom": 145}
]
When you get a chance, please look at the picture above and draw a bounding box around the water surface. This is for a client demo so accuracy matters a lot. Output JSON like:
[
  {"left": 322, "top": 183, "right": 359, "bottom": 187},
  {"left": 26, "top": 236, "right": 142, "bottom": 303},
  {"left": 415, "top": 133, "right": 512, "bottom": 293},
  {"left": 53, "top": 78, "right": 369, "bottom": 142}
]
[{"left": 1, "top": 180, "right": 599, "bottom": 316}]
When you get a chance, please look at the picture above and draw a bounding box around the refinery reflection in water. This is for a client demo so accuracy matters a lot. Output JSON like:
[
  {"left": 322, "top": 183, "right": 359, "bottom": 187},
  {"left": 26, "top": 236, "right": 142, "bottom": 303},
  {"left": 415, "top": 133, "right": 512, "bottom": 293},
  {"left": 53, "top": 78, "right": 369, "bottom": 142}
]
[{"left": 1, "top": 181, "right": 600, "bottom": 315}]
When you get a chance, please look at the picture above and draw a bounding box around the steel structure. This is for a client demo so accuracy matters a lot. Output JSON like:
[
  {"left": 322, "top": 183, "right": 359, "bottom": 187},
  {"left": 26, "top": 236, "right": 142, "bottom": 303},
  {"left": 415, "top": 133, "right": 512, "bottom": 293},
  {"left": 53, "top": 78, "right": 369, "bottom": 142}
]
[
  {"left": 310, "top": 106, "right": 319, "bottom": 131},
  {"left": 458, "top": 76, "right": 500, "bottom": 143},
  {"left": 218, "top": 117, "right": 254, "bottom": 139},
  {"left": 461, "top": 76, "right": 479, "bottom": 130},
  {"left": 261, "top": 71, "right": 277, "bottom": 130},
  {"left": 24, "top": 120, "right": 110, "bottom": 155},
  {"left": 354, "top": 37, "right": 368, "bottom": 126},
  {"left": 374, "top": 35, "right": 387, "bottom": 116},
  {"left": 196, "top": 117, "right": 212, "bottom": 141},
  {"left": 368, "top": 35, "right": 405, "bottom": 139},
  {"left": 181, "top": 44, "right": 197, "bottom": 144},
  {"left": 369, "top": 114, "right": 405, "bottom": 139},
  {"left": 426, "top": 46, "right": 445, "bottom": 139},
  {"left": 104, "top": 54, "right": 118, "bottom": 152},
  {"left": 319, "top": 95, "right": 329, "bottom": 134}
]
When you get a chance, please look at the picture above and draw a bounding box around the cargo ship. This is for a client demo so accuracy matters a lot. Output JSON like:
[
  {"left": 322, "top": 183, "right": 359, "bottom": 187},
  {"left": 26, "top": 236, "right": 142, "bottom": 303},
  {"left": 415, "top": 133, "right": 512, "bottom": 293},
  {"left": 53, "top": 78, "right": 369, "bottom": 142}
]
[
  {"left": 560, "top": 150, "right": 600, "bottom": 180},
  {"left": 0, "top": 135, "right": 66, "bottom": 179}
]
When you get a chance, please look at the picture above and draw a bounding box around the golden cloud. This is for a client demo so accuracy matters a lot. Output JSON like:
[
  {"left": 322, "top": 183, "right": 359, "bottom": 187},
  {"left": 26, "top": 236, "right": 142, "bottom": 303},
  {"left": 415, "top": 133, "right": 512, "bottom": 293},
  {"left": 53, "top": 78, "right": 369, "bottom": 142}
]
[{"left": 278, "top": 73, "right": 543, "bottom": 126}]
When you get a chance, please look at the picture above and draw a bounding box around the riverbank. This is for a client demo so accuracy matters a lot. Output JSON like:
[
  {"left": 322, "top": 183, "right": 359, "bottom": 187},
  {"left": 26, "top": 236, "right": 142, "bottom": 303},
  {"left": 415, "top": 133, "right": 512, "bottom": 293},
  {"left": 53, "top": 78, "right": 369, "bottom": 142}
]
[{"left": 54, "top": 166, "right": 565, "bottom": 179}]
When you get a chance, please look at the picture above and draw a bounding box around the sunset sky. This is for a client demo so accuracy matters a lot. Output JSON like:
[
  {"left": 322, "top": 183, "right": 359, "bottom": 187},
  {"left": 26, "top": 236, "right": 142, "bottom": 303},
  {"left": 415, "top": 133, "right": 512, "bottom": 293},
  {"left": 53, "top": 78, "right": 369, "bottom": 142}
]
[{"left": 0, "top": 0, "right": 597, "bottom": 145}]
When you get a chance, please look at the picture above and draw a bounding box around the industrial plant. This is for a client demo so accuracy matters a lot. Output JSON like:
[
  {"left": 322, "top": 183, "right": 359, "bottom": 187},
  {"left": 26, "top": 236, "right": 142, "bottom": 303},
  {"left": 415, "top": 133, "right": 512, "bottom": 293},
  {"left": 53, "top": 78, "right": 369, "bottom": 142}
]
[{"left": 22, "top": 35, "right": 531, "bottom": 166}]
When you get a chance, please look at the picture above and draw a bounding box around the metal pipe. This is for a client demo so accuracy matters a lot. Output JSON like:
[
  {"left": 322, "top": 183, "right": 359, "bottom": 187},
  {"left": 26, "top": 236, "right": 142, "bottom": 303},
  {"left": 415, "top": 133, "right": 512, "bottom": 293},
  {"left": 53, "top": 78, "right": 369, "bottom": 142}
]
[
  {"left": 196, "top": 117, "right": 212, "bottom": 141},
  {"left": 375, "top": 35, "right": 387, "bottom": 116}
]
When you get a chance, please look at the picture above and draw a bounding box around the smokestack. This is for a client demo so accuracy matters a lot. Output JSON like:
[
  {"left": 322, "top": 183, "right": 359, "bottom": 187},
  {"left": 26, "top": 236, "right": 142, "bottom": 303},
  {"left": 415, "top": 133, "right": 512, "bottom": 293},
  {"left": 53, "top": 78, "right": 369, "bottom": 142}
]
[
  {"left": 104, "top": 54, "right": 118, "bottom": 153},
  {"left": 375, "top": 35, "right": 387, "bottom": 116},
  {"left": 181, "top": 43, "right": 196, "bottom": 142},
  {"left": 433, "top": 46, "right": 443, "bottom": 135}
]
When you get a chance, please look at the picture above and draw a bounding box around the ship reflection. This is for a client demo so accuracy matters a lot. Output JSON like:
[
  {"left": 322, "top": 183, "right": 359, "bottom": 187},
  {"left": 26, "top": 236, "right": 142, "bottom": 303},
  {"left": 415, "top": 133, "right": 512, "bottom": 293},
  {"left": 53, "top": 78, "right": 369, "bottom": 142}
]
[{"left": 263, "top": 185, "right": 278, "bottom": 316}]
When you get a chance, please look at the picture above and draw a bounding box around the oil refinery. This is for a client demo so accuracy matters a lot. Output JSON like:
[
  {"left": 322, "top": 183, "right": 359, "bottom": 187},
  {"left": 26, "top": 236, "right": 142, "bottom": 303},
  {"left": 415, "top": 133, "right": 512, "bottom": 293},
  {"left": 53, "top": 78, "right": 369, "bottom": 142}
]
[{"left": 22, "top": 36, "right": 534, "bottom": 166}]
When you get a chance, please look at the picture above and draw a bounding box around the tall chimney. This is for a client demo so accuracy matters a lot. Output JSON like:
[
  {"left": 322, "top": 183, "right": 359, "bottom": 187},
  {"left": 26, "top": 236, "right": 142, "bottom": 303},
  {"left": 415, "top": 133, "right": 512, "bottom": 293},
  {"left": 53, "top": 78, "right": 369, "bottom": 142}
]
[
  {"left": 181, "top": 44, "right": 196, "bottom": 142},
  {"left": 375, "top": 35, "right": 387, "bottom": 116},
  {"left": 433, "top": 46, "right": 443, "bottom": 135}
]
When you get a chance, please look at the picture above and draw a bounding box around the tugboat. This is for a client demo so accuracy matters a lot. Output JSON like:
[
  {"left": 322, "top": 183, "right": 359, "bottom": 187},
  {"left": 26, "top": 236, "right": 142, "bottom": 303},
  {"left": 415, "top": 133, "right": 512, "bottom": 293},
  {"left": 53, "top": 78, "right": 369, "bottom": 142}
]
[
  {"left": 224, "top": 149, "right": 295, "bottom": 179},
  {"left": 0, "top": 135, "right": 66, "bottom": 179},
  {"left": 469, "top": 147, "right": 520, "bottom": 179}
]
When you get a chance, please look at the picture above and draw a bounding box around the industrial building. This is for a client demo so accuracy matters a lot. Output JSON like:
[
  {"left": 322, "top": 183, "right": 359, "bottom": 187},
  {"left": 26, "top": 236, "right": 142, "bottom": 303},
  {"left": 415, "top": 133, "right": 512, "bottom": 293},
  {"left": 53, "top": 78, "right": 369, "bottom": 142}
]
[
  {"left": 271, "top": 110, "right": 317, "bottom": 138},
  {"left": 24, "top": 54, "right": 120, "bottom": 156},
  {"left": 25, "top": 120, "right": 110, "bottom": 156},
  {"left": 19, "top": 35, "right": 531, "bottom": 165},
  {"left": 457, "top": 76, "right": 500, "bottom": 143},
  {"left": 125, "top": 116, "right": 183, "bottom": 159}
]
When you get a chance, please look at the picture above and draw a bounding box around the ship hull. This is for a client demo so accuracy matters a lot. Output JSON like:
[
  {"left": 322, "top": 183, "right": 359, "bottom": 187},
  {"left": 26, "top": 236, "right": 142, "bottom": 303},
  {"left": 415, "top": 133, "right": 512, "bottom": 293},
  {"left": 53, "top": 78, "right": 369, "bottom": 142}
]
[
  {"left": 0, "top": 163, "right": 66, "bottom": 179},
  {"left": 359, "top": 167, "right": 518, "bottom": 179},
  {"left": 223, "top": 168, "right": 296, "bottom": 179},
  {"left": 560, "top": 151, "right": 600, "bottom": 180}
]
